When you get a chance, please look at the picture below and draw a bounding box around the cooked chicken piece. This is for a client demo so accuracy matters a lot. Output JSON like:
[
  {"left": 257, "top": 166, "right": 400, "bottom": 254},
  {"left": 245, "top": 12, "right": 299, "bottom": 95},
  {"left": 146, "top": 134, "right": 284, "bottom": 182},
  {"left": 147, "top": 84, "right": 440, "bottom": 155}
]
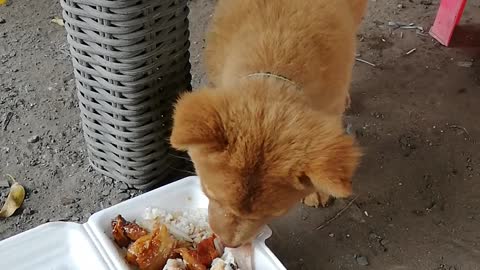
[
  {"left": 175, "top": 248, "right": 207, "bottom": 270},
  {"left": 112, "top": 215, "right": 148, "bottom": 248},
  {"left": 195, "top": 236, "right": 220, "bottom": 266},
  {"left": 126, "top": 224, "right": 177, "bottom": 270}
]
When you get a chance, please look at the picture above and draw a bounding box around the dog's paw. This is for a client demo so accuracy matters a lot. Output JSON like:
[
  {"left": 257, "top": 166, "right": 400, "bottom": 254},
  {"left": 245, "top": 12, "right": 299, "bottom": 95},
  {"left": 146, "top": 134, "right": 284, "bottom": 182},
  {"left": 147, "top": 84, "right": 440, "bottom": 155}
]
[
  {"left": 345, "top": 94, "right": 351, "bottom": 111},
  {"left": 302, "top": 192, "right": 333, "bottom": 208}
]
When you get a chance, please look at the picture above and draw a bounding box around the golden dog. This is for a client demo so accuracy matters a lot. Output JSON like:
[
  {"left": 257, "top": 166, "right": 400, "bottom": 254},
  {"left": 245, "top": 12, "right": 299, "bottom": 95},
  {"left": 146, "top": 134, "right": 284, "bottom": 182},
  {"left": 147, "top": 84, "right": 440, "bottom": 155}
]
[{"left": 171, "top": 0, "right": 367, "bottom": 247}]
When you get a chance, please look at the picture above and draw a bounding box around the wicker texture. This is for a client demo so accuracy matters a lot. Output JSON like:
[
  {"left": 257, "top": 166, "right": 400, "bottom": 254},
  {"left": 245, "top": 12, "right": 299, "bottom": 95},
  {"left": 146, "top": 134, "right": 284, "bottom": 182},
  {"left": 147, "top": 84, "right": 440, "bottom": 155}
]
[{"left": 61, "top": 0, "right": 191, "bottom": 189}]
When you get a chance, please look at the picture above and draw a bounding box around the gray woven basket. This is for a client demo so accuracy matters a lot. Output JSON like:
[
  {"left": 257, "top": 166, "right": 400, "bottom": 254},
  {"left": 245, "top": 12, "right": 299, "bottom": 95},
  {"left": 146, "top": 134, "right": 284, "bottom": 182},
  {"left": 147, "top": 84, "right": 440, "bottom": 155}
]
[{"left": 60, "top": 0, "right": 191, "bottom": 189}]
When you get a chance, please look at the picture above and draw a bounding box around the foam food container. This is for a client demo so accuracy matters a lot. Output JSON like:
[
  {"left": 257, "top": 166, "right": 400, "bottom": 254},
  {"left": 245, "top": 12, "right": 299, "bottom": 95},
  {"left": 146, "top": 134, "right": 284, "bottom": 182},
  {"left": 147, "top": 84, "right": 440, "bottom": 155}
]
[{"left": 0, "top": 176, "right": 286, "bottom": 270}]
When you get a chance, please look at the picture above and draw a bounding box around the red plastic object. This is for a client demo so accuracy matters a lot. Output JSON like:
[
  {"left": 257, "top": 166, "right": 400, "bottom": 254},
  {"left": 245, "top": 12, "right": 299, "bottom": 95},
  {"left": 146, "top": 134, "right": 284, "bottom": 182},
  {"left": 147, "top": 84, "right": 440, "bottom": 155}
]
[{"left": 429, "top": 0, "right": 467, "bottom": 46}]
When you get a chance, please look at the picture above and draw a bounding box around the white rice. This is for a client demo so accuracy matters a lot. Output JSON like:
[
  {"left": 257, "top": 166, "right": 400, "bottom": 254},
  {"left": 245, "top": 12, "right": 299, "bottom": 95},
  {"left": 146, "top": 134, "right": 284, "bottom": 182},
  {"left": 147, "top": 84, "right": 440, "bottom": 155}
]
[
  {"left": 162, "top": 259, "right": 186, "bottom": 270},
  {"left": 211, "top": 249, "right": 238, "bottom": 270},
  {"left": 140, "top": 208, "right": 212, "bottom": 244}
]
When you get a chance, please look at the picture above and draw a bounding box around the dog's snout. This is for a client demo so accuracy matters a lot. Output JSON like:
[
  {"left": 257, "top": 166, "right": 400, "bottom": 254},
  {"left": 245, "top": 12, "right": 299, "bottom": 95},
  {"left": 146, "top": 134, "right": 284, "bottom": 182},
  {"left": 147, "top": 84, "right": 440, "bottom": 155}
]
[{"left": 221, "top": 240, "right": 240, "bottom": 248}]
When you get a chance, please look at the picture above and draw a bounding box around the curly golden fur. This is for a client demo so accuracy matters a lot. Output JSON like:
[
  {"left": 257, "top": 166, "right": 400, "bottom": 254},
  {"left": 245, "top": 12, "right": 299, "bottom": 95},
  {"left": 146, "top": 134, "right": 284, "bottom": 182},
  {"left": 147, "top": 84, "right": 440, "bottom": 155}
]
[{"left": 171, "top": 0, "right": 367, "bottom": 247}]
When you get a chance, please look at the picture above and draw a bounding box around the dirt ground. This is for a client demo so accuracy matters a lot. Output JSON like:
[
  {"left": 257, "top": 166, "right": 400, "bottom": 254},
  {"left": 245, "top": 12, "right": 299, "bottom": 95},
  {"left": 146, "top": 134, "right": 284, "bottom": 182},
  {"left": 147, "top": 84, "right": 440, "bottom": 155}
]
[{"left": 1, "top": 0, "right": 480, "bottom": 269}]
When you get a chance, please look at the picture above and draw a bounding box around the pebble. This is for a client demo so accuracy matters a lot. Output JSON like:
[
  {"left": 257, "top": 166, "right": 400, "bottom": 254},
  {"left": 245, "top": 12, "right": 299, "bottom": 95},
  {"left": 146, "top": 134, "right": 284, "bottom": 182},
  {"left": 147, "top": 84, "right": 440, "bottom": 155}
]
[
  {"left": 0, "top": 18, "right": 5, "bottom": 24},
  {"left": 60, "top": 197, "right": 76, "bottom": 205},
  {"left": 27, "top": 135, "right": 40, "bottom": 143},
  {"left": 71, "top": 216, "right": 80, "bottom": 222},
  {"left": 118, "top": 193, "right": 130, "bottom": 201},
  {"left": 102, "top": 189, "right": 111, "bottom": 196},
  {"left": 103, "top": 176, "right": 113, "bottom": 185},
  {"left": 69, "top": 203, "right": 80, "bottom": 210},
  {"left": 110, "top": 198, "right": 122, "bottom": 206},
  {"left": 355, "top": 255, "right": 369, "bottom": 266},
  {"left": 369, "top": 232, "right": 380, "bottom": 240},
  {"left": 23, "top": 208, "right": 35, "bottom": 215},
  {"left": 457, "top": 61, "right": 473, "bottom": 68},
  {"left": 119, "top": 182, "right": 128, "bottom": 191}
]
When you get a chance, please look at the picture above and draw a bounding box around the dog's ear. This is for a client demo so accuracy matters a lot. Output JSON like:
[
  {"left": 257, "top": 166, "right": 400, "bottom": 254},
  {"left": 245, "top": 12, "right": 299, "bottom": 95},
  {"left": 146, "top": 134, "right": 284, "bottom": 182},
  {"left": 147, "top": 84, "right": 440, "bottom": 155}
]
[
  {"left": 303, "top": 135, "right": 361, "bottom": 198},
  {"left": 170, "top": 89, "right": 227, "bottom": 151}
]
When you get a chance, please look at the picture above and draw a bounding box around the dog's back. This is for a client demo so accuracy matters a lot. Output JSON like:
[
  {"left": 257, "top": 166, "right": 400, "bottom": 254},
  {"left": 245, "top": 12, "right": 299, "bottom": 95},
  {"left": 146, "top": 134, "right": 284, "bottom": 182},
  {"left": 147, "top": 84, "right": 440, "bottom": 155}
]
[{"left": 206, "top": 0, "right": 367, "bottom": 114}]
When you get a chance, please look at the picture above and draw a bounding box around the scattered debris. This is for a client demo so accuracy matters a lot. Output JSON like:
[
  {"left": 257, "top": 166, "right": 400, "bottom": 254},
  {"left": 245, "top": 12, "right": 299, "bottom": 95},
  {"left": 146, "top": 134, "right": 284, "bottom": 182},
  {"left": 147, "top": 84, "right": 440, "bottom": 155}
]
[
  {"left": 23, "top": 208, "right": 35, "bottom": 215},
  {"left": 51, "top": 17, "right": 65, "bottom": 27},
  {"left": 316, "top": 195, "right": 359, "bottom": 230},
  {"left": 406, "top": 48, "right": 417, "bottom": 55},
  {"left": 355, "top": 255, "right": 370, "bottom": 266},
  {"left": 369, "top": 233, "right": 380, "bottom": 240},
  {"left": 60, "top": 197, "right": 76, "bottom": 206},
  {"left": 448, "top": 125, "right": 470, "bottom": 138},
  {"left": 416, "top": 31, "right": 429, "bottom": 37},
  {"left": 27, "top": 135, "right": 40, "bottom": 143},
  {"left": 356, "top": 58, "right": 376, "bottom": 67},
  {"left": 388, "top": 21, "right": 424, "bottom": 32},
  {"left": 456, "top": 61, "right": 473, "bottom": 68},
  {"left": 0, "top": 175, "right": 25, "bottom": 218},
  {"left": 2, "top": 111, "right": 13, "bottom": 131},
  {"left": 369, "top": 232, "right": 388, "bottom": 252}
]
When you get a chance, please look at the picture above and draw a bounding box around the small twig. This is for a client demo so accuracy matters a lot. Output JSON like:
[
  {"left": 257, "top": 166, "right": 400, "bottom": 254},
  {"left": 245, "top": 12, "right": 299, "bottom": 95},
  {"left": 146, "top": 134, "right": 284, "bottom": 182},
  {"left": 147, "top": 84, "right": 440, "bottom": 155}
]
[
  {"left": 5, "top": 174, "right": 16, "bottom": 185},
  {"left": 2, "top": 112, "right": 13, "bottom": 131},
  {"left": 355, "top": 58, "right": 376, "bottom": 67},
  {"left": 388, "top": 21, "right": 424, "bottom": 32},
  {"left": 449, "top": 125, "right": 470, "bottom": 138},
  {"left": 405, "top": 48, "right": 416, "bottom": 55},
  {"left": 315, "top": 195, "right": 359, "bottom": 230}
]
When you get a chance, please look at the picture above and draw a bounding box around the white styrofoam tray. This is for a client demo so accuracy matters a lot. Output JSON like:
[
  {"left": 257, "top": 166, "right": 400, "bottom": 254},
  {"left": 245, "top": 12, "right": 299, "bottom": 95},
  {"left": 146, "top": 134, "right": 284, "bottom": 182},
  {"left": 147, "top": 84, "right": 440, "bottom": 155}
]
[{"left": 0, "top": 176, "right": 286, "bottom": 270}]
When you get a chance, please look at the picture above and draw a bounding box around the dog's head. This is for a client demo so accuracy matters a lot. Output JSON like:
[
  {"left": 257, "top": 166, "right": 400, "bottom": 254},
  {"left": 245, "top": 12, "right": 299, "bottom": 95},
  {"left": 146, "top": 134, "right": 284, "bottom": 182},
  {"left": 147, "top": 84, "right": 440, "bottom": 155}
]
[{"left": 170, "top": 86, "right": 360, "bottom": 247}]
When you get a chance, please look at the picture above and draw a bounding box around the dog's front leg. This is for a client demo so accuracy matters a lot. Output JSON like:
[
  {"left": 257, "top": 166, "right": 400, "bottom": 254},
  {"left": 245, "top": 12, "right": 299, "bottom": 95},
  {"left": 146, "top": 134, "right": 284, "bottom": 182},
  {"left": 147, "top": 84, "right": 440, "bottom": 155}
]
[
  {"left": 345, "top": 93, "right": 351, "bottom": 111},
  {"left": 302, "top": 191, "right": 333, "bottom": 208}
]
